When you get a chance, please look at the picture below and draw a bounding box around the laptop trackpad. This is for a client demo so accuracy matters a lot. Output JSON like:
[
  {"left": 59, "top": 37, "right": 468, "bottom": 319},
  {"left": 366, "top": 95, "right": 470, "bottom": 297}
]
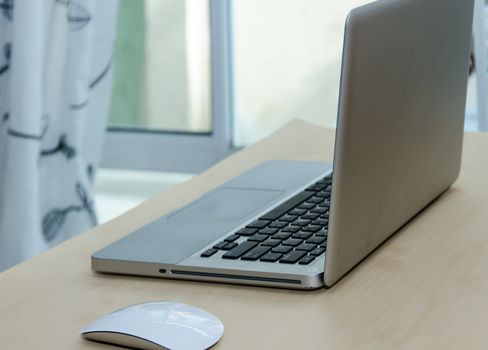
[
  {"left": 169, "top": 187, "right": 284, "bottom": 222},
  {"left": 157, "top": 187, "right": 284, "bottom": 263}
]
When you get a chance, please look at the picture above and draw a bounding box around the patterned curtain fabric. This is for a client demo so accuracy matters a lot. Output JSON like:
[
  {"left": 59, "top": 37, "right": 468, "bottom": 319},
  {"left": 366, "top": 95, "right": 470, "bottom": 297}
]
[{"left": 0, "top": 0, "right": 119, "bottom": 271}]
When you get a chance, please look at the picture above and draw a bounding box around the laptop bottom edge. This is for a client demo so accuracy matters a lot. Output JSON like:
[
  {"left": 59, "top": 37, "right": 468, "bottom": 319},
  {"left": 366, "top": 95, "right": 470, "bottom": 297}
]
[{"left": 92, "top": 257, "right": 325, "bottom": 290}]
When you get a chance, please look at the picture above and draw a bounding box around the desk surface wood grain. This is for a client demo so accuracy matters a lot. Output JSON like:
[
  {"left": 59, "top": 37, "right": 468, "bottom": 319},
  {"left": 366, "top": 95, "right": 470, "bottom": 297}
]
[{"left": 1, "top": 120, "right": 488, "bottom": 350}]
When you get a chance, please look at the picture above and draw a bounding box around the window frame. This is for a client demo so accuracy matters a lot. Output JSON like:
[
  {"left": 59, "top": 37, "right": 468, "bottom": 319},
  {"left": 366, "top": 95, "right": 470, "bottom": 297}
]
[
  {"left": 474, "top": 0, "right": 488, "bottom": 131},
  {"left": 101, "top": 0, "right": 237, "bottom": 173}
]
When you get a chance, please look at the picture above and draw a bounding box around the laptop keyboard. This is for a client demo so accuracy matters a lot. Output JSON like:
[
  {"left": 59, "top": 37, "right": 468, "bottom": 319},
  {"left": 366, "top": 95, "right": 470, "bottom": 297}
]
[{"left": 200, "top": 173, "right": 332, "bottom": 265}]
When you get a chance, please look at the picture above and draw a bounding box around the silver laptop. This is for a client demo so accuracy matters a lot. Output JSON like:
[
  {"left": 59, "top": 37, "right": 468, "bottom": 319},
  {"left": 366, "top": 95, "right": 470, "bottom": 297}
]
[{"left": 92, "top": 0, "right": 474, "bottom": 289}]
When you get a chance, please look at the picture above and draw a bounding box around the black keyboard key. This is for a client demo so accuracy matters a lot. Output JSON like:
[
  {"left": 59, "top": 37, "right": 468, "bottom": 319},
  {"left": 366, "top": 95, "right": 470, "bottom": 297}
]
[
  {"left": 282, "top": 238, "right": 303, "bottom": 247},
  {"left": 259, "top": 227, "right": 279, "bottom": 235},
  {"left": 310, "top": 207, "right": 328, "bottom": 214},
  {"left": 289, "top": 208, "right": 306, "bottom": 216},
  {"left": 272, "top": 232, "right": 292, "bottom": 240},
  {"left": 282, "top": 225, "right": 300, "bottom": 233},
  {"left": 293, "top": 231, "right": 313, "bottom": 240},
  {"left": 296, "top": 243, "right": 317, "bottom": 252},
  {"left": 269, "top": 221, "right": 288, "bottom": 229},
  {"left": 213, "top": 241, "right": 229, "bottom": 250},
  {"left": 291, "top": 219, "right": 311, "bottom": 227},
  {"left": 236, "top": 227, "right": 258, "bottom": 236},
  {"left": 302, "top": 213, "right": 319, "bottom": 220},
  {"left": 310, "top": 247, "right": 326, "bottom": 256},
  {"left": 297, "top": 202, "right": 315, "bottom": 210},
  {"left": 261, "top": 239, "right": 281, "bottom": 247},
  {"left": 272, "top": 245, "right": 293, "bottom": 254},
  {"left": 260, "top": 252, "right": 283, "bottom": 262},
  {"left": 248, "top": 234, "right": 268, "bottom": 243},
  {"left": 279, "top": 214, "right": 298, "bottom": 222},
  {"left": 260, "top": 191, "right": 314, "bottom": 220},
  {"left": 323, "top": 175, "right": 332, "bottom": 183},
  {"left": 224, "top": 234, "right": 240, "bottom": 242},
  {"left": 315, "top": 191, "right": 327, "bottom": 198},
  {"left": 316, "top": 229, "right": 328, "bottom": 237},
  {"left": 302, "top": 224, "right": 322, "bottom": 233},
  {"left": 247, "top": 219, "right": 270, "bottom": 229},
  {"left": 320, "top": 240, "right": 327, "bottom": 248},
  {"left": 280, "top": 250, "right": 307, "bottom": 264},
  {"left": 222, "top": 241, "right": 258, "bottom": 259},
  {"left": 317, "top": 201, "right": 330, "bottom": 208},
  {"left": 222, "top": 242, "right": 238, "bottom": 250},
  {"left": 307, "top": 197, "right": 324, "bottom": 204},
  {"left": 201, "top": 248, "right": 218, "bottom": 257},
  {"left": 315, "top": 219, "right": 329, "bottom": 227},
  {"left": 299, "top": 255, "right": 316, "bottom": 265},
  {"left": 306, "top": 236, "right": 326, "bottom": 245},
  {"left": 241, "top": 245, "right": 271, "bottom": 261}
]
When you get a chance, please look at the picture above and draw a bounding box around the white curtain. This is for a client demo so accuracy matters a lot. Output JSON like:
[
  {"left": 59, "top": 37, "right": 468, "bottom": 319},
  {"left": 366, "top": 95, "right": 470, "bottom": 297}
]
[{"left": 0, "top": 0, "right": 119, "bottom": 271}]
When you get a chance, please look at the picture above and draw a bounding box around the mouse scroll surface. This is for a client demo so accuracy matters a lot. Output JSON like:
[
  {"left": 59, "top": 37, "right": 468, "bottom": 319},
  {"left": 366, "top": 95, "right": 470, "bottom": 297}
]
[{"left": 81, "top": 302, "right": 224, "bottom": 350}]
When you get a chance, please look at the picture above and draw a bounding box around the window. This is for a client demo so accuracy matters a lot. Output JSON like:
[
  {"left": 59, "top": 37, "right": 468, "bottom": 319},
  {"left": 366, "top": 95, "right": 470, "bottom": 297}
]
[
  {"left": 109, "top": 0, "right": 211, "bottom": 133},
  {"left": 103, "top": 0, "right": 486, "bottom": 173},
  {"left": 233, "top": 0, "right": 372, "bottom": 145},
  {"left": 104, "top": 0, "right": 234, "bottom": 173}
]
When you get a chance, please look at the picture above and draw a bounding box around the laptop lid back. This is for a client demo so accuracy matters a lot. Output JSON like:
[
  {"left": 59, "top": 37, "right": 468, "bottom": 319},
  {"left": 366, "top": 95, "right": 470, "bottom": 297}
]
[{"left": 325, "top": 0, "right": 474, "bottom": 286}]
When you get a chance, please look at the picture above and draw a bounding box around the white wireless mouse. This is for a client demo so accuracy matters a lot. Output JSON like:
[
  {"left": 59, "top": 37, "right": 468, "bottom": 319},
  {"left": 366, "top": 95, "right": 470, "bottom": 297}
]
[{"left": 81, "top": 302, "right": 224, "bottom": 350}]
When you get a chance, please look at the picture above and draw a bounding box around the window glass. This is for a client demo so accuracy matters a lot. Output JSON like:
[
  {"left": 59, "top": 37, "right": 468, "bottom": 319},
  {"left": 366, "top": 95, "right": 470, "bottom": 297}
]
[{"left": 109, "top": 0, "right": 211, "bottom": 133}]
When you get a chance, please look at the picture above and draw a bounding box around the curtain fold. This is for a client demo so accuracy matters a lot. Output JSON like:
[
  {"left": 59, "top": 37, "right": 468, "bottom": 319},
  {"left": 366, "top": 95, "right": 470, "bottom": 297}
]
[{"left": 0, "top": 0, "right": 119, "bottom": 271}]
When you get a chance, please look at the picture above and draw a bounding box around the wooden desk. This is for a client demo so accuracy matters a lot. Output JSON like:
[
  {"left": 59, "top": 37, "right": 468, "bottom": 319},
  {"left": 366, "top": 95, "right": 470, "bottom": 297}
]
[{"left": 1, "top": 120, "right": 488, "bottom": 349}]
